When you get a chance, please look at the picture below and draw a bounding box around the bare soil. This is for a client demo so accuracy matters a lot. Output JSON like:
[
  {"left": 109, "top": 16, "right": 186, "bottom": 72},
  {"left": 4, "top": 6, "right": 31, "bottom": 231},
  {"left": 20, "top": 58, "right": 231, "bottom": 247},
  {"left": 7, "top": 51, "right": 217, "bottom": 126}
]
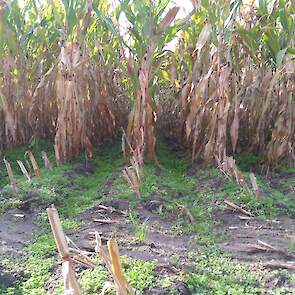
[
  {"left": 0, "top": 207, "right": 37, "bottom": 288},
  {"left": 69, "top": 197, "right": 295, "bottom": 293},
  {"left": 214, "top": 208, "right": 295, "bottom": 266},
  {"left": 0, "top": 208, "right": 38, "bottom": 258},
  {"left": 268, "top": 171, "right": 295, "bottom": 196},
  {"left": 72, "top": 198, "right": 194, "bottom": 291}
]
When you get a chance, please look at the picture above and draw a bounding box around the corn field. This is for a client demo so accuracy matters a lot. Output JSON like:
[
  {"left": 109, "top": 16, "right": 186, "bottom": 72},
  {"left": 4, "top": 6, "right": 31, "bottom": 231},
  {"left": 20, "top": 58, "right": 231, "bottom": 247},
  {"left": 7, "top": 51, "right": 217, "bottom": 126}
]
[{"left": 0, "top": 0, "right": 294, "bottom": 167}]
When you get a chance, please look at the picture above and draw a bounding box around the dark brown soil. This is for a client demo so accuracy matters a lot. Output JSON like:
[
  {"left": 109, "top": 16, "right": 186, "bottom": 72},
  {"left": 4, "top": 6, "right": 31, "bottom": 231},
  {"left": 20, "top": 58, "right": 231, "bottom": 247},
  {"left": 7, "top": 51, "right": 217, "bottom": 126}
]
[
  {"left": 63, "top": 161, "right": 96, "bottom": 183},
  {"left": 214, "top": 207, "right": 295, "bottom": 271},
  {"left": 0, "top": 208, "right": 38, "bottom": 259},
  {"left": 68, "top": 198, "right": 194, "bottom": 294},
  {"left": 73, "top": 199, "right": 194, "bottom": 268},
  {"left": 267, "top": 171, "right": 295, "bottom": 196},
  {"left": 0, "top": 206, "right": 38, "bottom": 288},
  {"left": 0, "top": 267, "right": 20, "bottom": 289}
]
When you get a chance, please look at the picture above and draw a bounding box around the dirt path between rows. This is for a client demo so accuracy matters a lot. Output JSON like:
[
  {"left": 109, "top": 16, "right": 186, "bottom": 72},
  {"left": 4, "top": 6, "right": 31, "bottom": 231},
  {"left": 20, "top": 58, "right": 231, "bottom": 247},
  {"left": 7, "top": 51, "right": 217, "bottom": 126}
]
[
  {"left": 68, "top": 198, "right": 295, "bottom": 293},
  {"left": 69, "top": 199, "right": 194, "bottom": 294},
  {"left": 1, "top": 161, "right": 294, "bottom": 293},
  {"left": 1, "top": 196, "right": 295, "bottom": 293}
]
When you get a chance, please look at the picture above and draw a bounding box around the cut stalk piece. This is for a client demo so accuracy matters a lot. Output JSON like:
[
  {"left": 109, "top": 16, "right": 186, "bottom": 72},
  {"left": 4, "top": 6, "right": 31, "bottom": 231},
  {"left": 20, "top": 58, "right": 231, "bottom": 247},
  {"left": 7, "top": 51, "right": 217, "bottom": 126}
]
[
  {"left": 41, "top": 151, "right": 53, "bottom": 170},
  {"left": 17, "top": 160, "right": 31, "bottom": 182},
  {"left": 95, "top": 232, "right": 134, "bottom": 295},
  {"left": 26, "top": 151, "right": 41, "bottom": 177},
  {"left": 224, "top": 200, "right": 253, "bottom": 217},
  {"left": 249, "top": 173, "right": 261, "bottom": 198},
  {"left": 108, "top": 238, "right": 131, "bottom": 295},
  {"left": 47, "top": 205, "right": 81, "bottom": 295},
  {"left": 3, "top": 157, "right": 17, "bottom": 194}
]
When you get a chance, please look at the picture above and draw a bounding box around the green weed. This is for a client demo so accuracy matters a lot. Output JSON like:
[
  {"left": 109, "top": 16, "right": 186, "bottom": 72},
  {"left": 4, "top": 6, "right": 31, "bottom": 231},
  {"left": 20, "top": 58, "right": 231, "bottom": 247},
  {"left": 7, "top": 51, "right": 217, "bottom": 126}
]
[
  {"left": 128, "top": 211, "right": 148, "bottom": 242},
  {"left": 186, "top": 250, "right": 262, "bottom": 295},
  {"left": 0, "top": 198, "right": 23, "bottom": 215},
  {"left": 236, "top": 153, "right": 260, "bottom": 171}
]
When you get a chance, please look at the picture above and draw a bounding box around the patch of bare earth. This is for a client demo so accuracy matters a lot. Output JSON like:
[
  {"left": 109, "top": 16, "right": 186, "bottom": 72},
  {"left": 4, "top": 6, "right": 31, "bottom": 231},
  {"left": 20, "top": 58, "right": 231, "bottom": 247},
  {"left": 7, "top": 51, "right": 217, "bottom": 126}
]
[
  {"left": 214, "top": 208, "right": 295, "bottom": 291},
  {"left": 267, "top": 171, "right": 295, "bottom": 196},
  {"left": 0, "top": 208, "right": 37, "bottom": 258},
  {"left": 0, "top": 207, "right": 38, "bottom": 288},
  {"left": 69, "top": 198, "right": 194, "bottom": 294}
]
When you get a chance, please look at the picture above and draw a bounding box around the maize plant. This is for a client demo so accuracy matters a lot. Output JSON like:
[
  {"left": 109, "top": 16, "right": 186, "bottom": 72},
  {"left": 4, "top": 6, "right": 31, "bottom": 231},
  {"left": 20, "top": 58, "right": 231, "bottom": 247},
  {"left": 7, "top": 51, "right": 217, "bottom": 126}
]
[
  {"left": 0, "top": 0, "right": 294, "bottom": 168},
  {"left": 114, "top": 0, "right": 191, "bottom": 166},
  {"left": 172, "top": 0, "right": 295, "bottom": 165},
  {"left": 0, "top": 0, "right": 121, "bottom": 162}
]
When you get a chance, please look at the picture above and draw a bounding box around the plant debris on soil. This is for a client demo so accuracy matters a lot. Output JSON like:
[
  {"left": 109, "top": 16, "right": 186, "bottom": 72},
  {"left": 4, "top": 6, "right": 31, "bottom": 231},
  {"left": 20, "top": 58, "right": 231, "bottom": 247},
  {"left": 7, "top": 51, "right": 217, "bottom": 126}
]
[
  {"left": 215, "top": 209, "right": 295, "bottom": 266},
  {"left": 0, "top": 142, "right": 294, "bottom": 294}
]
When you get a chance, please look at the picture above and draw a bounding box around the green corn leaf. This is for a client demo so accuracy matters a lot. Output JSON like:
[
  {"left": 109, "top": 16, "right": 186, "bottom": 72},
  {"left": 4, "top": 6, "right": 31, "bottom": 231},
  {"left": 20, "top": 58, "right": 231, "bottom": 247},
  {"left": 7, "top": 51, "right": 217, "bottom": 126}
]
[
  {"left": 276, "top": 48, "right": 287, "bottom": 65},
  {"left": 93, "top": 7, "right": 117, "bottom": 35},
  {"left": 286, "top": 47, "right": 295, "bottom": 55}
]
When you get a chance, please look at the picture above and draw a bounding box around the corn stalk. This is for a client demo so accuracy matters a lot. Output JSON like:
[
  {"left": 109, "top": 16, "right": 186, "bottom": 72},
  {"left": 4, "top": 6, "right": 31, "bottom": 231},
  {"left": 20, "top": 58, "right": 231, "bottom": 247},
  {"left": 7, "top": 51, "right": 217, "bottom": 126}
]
[
  {"left": 116, "top": 0, "right": 190, "bottom": 167},
  {"left": 174, "top": 0, "right": 295, "bottom": 165}
]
